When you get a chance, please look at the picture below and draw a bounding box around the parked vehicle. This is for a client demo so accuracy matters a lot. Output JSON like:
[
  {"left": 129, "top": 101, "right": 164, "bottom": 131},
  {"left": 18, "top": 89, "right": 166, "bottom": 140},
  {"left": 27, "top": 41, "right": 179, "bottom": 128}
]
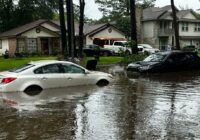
[
  {"left": 0, "top": 60, "right": 113, "bottom": 93},
  {"left": 83, "top": 44, "right": 114, "bottom": 57},
  {"left": 127, "top": 51, "right": 200, "bottom": 73},
  {"left": 138, "top": 44, "right": 159, "bottom": 54},
  {"left": 104, "top": 41, "right": 131, "bottom": 55}
]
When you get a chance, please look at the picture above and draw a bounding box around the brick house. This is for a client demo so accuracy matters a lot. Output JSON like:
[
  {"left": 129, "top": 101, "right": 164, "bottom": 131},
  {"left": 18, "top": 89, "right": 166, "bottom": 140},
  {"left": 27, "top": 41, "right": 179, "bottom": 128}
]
[{"left": 0, "top": 20, "right": 126, "bottom": 56}]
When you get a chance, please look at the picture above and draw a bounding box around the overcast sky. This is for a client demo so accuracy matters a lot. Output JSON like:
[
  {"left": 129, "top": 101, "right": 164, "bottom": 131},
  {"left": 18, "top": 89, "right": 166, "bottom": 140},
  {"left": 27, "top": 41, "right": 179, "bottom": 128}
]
[{"left": 75, "top": 0, "right": 200, "bottom": 19}]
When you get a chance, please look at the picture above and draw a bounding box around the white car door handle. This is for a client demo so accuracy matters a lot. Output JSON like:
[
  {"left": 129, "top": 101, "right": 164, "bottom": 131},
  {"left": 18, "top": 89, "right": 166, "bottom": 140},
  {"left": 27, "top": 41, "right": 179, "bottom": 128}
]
[
  {"left": 42, "top": 77, "right": 48, "bottom": 80},
  {"left": 67, "top": 77, "right": 72, "bottom": 80}
]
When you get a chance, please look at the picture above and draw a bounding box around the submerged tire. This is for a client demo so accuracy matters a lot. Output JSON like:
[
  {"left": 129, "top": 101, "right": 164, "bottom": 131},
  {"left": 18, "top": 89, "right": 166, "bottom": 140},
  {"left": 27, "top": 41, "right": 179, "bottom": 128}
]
[
  {"left": 24, "top": 85, "right": 43, "bottom": 96},
  {"left": 96, "top": 79, "right": 109, "bottom": 87}
]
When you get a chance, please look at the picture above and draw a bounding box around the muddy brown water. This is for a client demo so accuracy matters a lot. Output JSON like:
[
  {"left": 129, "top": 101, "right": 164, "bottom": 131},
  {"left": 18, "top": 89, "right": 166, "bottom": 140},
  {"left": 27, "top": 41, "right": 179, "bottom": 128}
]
[{"left": 0, "top": 65, "right": 200, "bottom": 139}]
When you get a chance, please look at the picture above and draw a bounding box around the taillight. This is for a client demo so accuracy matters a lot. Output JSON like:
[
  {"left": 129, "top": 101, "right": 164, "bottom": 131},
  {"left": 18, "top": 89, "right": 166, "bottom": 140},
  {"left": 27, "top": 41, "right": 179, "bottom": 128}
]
[{"left": 1, "top": 77, "right": 17, "bottom": 84}]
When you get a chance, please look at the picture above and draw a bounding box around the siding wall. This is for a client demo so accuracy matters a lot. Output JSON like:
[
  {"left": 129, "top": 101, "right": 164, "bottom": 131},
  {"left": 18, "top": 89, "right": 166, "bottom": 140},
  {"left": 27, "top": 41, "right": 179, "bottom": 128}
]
[
  {"left": 0, "top": 39, "right": 9, "bottom": 55},
  {"left": 21, "top": 28, "right": 59, "bottom": 38},
  {"left": 86, "top": 27, "right": 126, "bottom": 45}
]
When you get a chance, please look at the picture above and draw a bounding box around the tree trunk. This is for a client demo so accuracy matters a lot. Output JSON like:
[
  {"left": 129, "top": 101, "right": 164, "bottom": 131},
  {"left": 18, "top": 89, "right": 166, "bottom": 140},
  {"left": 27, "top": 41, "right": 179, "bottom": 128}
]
[
  {"left": 130, "top": 0, "right": 138, "bottom": 54},
  {"left": 58, "top": 0, "right": 67, "bottom": 58},
  {"left": 126, "top": 0, "right": 130, "bottom": 15},
  {"left": 78, "top": 0, "right": 85, "bottom": 58},
  {"left": 66, "top": 0, "right": 75, "bottom": 59},
  {"left": 171, "top": 0, "right": 180, "bottom": 50}
]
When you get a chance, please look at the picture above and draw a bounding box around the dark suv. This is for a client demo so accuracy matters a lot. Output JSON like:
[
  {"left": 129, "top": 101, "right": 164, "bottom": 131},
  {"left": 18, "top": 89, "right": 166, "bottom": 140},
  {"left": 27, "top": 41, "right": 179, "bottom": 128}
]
[{"left": 127, "top": 51, "right": 200, "bottom": 73}]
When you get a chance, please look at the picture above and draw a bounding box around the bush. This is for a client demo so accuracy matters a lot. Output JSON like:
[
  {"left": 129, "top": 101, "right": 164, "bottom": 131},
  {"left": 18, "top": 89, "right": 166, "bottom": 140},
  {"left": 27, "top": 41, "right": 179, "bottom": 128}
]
[
  {"left": 3, "top": 54, "right": 9, "bottom": 59},
  {"left": 182, "top": 45, "right": 196, "bottom": 51},
  {"left": 122, "top": 54, "right": 147, "bottom": 64}
]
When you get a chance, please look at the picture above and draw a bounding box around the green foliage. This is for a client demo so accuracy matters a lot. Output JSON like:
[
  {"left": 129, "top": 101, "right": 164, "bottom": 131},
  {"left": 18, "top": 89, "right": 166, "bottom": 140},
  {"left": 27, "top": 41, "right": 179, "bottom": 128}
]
[
  {"left": 115, "top": 16, "right": 131, "bottom": 37},
  {"left": 53, "top": 4, "right": 90, "bottom": 23},
  {"left": 137, "top": 0, "right": 156, "bottom": 9},
  {"left": 0, "top": 0, "right": 58, "bottom": 32},
  {"left": 122, "top": 54, "right": 147, "bottom": 64},
  {"left": 126, "top": 40, "right": 136, "bottom": 49},
  {"left": 0, "top": 0, "right": 15, "bottom": 32},
  {"left": 95, "top": 0, "right": 156, "bottom": 18},
  {"left": 95, "top": 0, "right": 129, "bottom": 17},
  {"left": 127, "top": 40, "right": 138, "bottom": 54}
]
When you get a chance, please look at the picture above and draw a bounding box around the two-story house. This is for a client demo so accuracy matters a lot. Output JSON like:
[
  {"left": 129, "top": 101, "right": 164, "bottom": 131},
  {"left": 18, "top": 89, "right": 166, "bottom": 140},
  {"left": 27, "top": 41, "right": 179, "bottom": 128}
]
[{"left": 142, "top": 5, "right": 200, "bottom": 50}]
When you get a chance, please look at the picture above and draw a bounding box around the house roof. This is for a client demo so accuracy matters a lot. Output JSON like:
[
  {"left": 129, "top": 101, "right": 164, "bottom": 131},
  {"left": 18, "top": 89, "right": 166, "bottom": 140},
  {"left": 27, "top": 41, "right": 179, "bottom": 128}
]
[
  {"left": 143, "top": 5, "right": 172, "bottom": 21},
  {"left": 177, "top": 10, "right": 191, "bottom": 18},
  {"left": 51, "top": 21, "right": 125, "bottom": 36},
  {"left": 0, "top": 19, "right": 60, "bottom": 38},
  {"left": 0, "top": 19, "right": 125, "bottom": 39},
  {"left": 142, "top": 5, "right": 199, "bottom": 22}
]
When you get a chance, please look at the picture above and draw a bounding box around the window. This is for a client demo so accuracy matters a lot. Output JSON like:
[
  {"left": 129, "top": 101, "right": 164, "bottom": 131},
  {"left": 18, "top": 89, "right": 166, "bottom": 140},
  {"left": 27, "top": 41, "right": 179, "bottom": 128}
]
[
  {"left": 27, "top": 38, "right": 37, "bottom": 53},
  {"left": 34, "top": 64, "right": 62, "bottom": 74},
  {"left": 62, "top": 64, "right": 85, "bottom": 74},
  {"left": 17, "top": 38, "right": 26, "bottom": 53},
  {"left": 9, "top": 64, "right": 35, "bottom": 73},
  {"left": 182, "top": 23, "right": 188, "bottom": 32},
  {"left": 194, "top": 23, "right": 200, "bottom": 32},
  {"left": 114, "top": 42, "right": 125, "bottom": 46},
  {"left": 0, "top": 40, "right": 2, "bottom": 49}
]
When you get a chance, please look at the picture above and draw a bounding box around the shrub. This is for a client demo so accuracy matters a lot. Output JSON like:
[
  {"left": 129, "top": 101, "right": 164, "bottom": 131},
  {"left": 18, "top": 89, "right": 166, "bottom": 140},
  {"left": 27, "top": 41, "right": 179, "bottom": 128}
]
[{"left": 122, "top": 54, "right": 147, "bottom": 64}]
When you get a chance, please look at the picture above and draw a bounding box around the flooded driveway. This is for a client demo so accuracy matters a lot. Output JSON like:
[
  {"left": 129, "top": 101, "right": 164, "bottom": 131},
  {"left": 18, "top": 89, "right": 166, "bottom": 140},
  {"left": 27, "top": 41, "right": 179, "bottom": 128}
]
[{"left": 1, "top": 65, "right": 200, "bottom": 139}]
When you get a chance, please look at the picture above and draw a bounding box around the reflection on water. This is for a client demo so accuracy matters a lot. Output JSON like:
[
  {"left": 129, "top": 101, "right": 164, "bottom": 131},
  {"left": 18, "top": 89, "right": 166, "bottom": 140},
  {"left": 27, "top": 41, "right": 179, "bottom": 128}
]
[{"left": 1, "top": 66, "right": 200, "bottom": 139}]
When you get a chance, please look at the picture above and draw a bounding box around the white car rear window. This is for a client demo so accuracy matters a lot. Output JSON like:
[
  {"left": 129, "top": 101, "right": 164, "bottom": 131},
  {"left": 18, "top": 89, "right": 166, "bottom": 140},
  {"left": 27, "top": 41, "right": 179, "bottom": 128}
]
[{"left": 9, "top": 64, "right": 35, "bottom": 73}]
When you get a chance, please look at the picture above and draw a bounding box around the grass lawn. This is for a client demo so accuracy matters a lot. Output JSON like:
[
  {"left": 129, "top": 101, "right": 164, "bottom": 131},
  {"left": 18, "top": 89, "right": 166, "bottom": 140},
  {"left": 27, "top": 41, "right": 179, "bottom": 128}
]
[
  {"left": 80, "top": 56, "right": 123, "bottom": 66},
  {"left": 0, "top": 56, "right": 123, "bottom": 71},
  {"left": 98, "top": 57, "right": 123, "bottom": 65},
  {"left": 0, "top": 56, "right": 57, "bottom": 71}
]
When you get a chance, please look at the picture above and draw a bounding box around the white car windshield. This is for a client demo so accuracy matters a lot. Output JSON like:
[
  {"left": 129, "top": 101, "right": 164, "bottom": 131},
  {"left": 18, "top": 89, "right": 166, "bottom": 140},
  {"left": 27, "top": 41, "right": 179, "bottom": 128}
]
[
  {"left": 143, "top": 53, "right": 167, "bottom": 62},
  {"left": 9, "top": 64, "right": 34, "bottom": 73}
]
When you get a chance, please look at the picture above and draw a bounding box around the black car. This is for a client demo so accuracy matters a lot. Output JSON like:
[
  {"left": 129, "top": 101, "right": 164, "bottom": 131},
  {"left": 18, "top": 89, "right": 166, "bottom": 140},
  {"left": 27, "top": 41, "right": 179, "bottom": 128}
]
[
  {"left": 83, "top": 44, "right": 114, "bottom": 57},
  {"left": 127, "top": 51, "right": 200, "bottom": 73}
]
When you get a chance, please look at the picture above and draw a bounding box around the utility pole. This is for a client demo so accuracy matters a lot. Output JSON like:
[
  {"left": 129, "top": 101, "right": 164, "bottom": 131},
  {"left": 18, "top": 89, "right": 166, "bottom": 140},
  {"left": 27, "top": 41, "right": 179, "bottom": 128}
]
[
  {"left": 58, "top": 0, "right": 67, "bottom": 58},
  {"left": 66, "top": 0, "right": 75, "bottom": 60}
]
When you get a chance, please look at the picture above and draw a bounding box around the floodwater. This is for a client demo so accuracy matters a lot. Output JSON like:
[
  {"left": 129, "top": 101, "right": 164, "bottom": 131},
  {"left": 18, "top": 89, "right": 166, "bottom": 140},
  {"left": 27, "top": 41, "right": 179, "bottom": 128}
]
[{"left": 1, "top": 65, "right": 200, "bottom": 139}]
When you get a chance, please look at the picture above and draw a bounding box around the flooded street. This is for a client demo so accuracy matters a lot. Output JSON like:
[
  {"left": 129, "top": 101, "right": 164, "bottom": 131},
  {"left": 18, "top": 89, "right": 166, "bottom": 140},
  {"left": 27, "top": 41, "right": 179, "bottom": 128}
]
[{"left": 1, "top": 66, "right": 200, "bottom": 139}]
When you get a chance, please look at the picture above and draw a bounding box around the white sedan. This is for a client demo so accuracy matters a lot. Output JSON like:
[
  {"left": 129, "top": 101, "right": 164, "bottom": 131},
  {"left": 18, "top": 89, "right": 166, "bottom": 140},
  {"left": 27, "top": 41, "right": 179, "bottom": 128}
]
[
  {"left": 0, "top": 60, "right": 113, "bottom": 93},
  {"left": 138, "top": 44, "right": 159, "bottom": 54}
]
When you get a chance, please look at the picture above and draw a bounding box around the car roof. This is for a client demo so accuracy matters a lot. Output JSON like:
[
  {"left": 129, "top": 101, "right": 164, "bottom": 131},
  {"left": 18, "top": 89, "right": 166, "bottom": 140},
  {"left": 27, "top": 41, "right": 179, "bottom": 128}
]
[
  {"left": 28, "top": 60, "right": 73, "bottom": 66},
  {"left": 159, "top": 50, "right": 197, "bottom": 55}
]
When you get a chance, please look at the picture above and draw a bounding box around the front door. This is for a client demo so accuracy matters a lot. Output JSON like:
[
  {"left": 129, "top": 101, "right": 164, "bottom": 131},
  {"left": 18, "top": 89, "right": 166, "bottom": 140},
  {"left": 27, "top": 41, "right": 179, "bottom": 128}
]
[
  {"left": 159, "top": 37, "right": 168, "bottom": 51},
  {"left": 41, "top": 38, "right": 49, "bottom": 55}
]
